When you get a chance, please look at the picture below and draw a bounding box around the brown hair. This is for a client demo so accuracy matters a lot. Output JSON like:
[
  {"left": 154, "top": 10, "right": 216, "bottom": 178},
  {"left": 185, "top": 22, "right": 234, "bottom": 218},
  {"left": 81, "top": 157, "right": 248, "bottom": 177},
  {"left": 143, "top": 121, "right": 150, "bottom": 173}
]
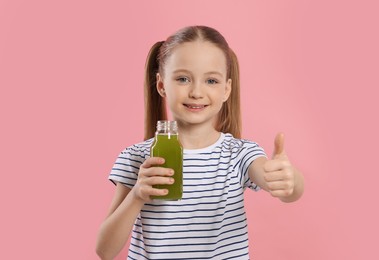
[{"left": 143, "top": 26, "right": 241, "bottom": 140}]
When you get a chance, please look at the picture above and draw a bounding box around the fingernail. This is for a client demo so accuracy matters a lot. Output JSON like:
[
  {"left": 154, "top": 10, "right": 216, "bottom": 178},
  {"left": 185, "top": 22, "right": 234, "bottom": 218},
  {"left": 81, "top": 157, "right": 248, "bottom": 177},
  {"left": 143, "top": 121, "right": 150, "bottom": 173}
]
[{"left": 170, "top": 178, "right": 175, "bottom": 183}]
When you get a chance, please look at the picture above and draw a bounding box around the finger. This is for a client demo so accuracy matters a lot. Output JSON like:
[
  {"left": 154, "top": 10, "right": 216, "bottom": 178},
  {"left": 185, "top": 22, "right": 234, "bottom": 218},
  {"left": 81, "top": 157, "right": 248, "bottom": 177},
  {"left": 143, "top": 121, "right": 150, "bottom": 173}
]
[
  {"left": 269, "top": 189, "right": 293, "bottom": 198},
  {"left": 140, "top": 186, "right": 168, "bottom": 198},
  {"left": 272, "top": 132, "right": 285, "bottom": 159},
  {"left": 150, "top": 188, "right": 169, "bottom": 197},
  {"left": 264, "top": 159, "right": 291, "bottom": 172},
  {"left": 141, "top": 157, "right": 165, "bottom": 168},
  {"left": 142, "top": 167, "right": 174, "bottom": 177},
  {"left": 145, "top": 176, "right": 175, "bottom": 186},
  {"left": 266, "top": 180, "right": 292, "bottom": 191},
  {"left": 264, "top": 171, "right": 284, "bottom": 182}
]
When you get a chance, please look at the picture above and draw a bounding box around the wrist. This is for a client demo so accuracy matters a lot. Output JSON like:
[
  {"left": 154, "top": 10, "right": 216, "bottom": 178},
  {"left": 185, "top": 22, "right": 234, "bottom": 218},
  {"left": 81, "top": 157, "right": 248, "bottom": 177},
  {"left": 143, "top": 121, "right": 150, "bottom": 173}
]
[{"left": 129, "top": 187, "right": 148, "bottom": 206}]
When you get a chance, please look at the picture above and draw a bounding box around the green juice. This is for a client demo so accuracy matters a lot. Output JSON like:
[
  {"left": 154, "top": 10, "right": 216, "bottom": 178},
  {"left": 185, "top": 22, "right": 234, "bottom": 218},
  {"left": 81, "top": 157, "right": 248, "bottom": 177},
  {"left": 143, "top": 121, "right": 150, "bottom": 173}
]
[{"left": 151, "top": 133, "right": 183, "bottom": 200}]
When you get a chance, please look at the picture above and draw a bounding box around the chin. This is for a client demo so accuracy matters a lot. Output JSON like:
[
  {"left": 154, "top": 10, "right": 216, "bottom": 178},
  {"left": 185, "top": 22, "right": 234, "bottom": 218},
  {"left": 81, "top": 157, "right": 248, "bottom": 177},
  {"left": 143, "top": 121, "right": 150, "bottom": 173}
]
[{"left": 177, "top": 116, "right": 217, "bottom": 127}]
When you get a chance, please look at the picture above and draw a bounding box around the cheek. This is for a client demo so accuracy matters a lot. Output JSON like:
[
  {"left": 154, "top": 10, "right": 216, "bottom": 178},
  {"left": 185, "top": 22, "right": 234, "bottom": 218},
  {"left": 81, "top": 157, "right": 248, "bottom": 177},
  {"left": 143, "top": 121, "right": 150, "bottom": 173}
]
[
  {"left": 213, "top": 89, "right": 227, "bottom": 102},
  {"left": 165, "top": 89, "right": 182, "bottom": 107},
  {"left": 166, "top": 85, "right": 185, "bottom": 99}
]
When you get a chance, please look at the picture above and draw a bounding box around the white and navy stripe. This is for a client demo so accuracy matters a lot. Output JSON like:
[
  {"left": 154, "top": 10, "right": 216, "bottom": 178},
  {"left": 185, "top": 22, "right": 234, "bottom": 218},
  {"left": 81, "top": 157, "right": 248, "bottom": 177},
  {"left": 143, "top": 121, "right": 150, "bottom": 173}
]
[{"left": 109, "top": 133, "right": 266, "bottom": 259}]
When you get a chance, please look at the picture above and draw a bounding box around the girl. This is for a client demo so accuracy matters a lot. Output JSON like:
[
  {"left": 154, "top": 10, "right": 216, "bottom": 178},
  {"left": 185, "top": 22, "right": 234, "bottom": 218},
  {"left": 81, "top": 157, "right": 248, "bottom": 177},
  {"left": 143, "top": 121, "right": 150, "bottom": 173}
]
[{"left": 96, "top": 25, "right": 304, "bottom": 260}]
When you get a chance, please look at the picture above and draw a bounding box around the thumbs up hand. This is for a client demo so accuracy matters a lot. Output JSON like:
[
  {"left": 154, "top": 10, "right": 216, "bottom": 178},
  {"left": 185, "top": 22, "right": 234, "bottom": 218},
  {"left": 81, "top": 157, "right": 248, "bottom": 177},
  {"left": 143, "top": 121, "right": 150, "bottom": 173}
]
[{"left": 263, "top": 133, "right": 297, "bottom": 200}]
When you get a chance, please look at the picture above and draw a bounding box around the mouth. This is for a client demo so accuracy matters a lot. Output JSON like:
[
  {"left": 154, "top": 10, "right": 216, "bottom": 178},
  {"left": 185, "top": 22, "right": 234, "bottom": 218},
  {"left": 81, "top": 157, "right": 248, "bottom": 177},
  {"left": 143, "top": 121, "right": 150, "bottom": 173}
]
[{"left": 183, "top": 104, "right": 208, "bottom": 111}]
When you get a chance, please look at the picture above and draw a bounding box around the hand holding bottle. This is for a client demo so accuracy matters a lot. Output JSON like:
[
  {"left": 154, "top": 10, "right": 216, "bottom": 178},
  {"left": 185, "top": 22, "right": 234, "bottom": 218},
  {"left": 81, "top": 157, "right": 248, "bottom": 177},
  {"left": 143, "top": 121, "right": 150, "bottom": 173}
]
[{"left": 132, "top": 157, "right": 175, "bottom": 202}]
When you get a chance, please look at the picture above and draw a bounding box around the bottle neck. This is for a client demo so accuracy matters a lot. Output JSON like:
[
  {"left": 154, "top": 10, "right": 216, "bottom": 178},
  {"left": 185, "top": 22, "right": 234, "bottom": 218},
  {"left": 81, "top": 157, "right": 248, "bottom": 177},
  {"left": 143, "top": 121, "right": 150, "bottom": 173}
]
[{"left": 156, "top": 120, "right": 178, "bottom": 135}]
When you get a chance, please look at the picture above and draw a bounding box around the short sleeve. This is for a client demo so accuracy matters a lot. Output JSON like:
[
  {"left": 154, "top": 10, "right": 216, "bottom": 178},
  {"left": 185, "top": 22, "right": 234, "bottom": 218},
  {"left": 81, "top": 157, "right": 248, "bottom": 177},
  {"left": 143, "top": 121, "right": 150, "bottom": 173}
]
[
  {"left": 108, "top": 141, "right": 151, "bottom": 189},
  {"left": 236, "top": 140, "right": 267, "bottom": 191}
]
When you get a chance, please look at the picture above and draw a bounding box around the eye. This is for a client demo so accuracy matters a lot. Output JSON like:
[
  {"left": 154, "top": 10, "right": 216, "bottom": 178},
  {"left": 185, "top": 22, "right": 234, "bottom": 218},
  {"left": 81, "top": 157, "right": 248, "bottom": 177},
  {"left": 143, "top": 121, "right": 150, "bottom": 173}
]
[
  {"left": 206, "top": 78, "right": 219, "bottom": 85},
  {"left": 176, "top": 76, "right": 190, "bottom": 84}
]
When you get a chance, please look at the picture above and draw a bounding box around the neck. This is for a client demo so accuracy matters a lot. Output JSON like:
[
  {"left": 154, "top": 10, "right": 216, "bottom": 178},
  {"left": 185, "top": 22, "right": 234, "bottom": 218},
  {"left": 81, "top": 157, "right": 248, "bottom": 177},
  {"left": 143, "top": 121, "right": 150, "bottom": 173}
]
[{"left": 177, "top": 123, "right": 220, "bottom": 149}]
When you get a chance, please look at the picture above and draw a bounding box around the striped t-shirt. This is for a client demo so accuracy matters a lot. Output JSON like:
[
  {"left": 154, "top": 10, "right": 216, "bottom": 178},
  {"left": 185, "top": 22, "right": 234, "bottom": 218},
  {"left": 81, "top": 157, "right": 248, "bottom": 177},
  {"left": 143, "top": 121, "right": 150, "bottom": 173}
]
[{"left": 109, "top": 133, "right": 267, "bottom": 259}]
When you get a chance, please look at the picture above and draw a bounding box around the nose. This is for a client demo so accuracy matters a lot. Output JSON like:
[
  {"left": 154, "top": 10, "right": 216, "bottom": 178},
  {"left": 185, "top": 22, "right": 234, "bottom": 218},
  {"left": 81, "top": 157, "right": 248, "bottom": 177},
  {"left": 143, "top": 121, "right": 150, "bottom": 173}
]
[{"left": 189, "top": 81, "right": 204, "bottom": 99}]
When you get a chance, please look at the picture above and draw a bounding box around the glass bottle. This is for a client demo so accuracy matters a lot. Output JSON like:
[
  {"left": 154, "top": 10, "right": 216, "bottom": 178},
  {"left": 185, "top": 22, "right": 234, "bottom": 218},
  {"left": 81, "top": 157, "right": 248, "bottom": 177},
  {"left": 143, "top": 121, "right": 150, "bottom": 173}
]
[{"left": 150, "top": 120, "right": 183, "bottom": 200}]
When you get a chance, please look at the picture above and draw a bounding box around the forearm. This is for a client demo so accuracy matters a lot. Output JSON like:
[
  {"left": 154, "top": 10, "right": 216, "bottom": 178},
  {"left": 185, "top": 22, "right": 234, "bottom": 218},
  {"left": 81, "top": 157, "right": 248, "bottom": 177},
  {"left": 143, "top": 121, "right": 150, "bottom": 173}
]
[
  {"left": 279, "top": 167, "right": 304, "bottom": 203},
  {"left": 96, "top": 189, "right": 145, "bottom": 260}
]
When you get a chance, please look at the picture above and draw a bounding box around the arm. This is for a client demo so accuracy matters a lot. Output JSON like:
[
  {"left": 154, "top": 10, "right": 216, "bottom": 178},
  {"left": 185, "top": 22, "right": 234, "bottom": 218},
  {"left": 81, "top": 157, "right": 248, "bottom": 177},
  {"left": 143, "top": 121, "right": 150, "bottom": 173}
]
[
  {"left": 248, "top": 133, "right": 304, "bottom": 203},
  {"left": 96, "top": 183, "right": 144, "bottom": 260},
  {"left": 96, "top": 157, "right": 174, "bottom": 260}
]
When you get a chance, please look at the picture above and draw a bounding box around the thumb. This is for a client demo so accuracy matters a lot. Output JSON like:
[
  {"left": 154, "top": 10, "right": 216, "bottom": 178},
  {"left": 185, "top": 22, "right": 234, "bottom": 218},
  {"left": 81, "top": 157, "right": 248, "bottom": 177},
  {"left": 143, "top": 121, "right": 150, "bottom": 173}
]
[{"left": 272, "top": 132, "right": 285, "bottom": 159}]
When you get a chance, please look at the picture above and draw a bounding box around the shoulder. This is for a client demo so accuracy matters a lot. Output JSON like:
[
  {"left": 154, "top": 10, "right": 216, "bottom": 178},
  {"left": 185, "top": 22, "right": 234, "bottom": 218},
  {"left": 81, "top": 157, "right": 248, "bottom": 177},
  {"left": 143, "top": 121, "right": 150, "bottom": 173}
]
[
  {"left": 119, "top": 138, "right": 154, "bottom": 159},
  {"left": 222, "top": 133, "right": 264, "bottom": 151}
]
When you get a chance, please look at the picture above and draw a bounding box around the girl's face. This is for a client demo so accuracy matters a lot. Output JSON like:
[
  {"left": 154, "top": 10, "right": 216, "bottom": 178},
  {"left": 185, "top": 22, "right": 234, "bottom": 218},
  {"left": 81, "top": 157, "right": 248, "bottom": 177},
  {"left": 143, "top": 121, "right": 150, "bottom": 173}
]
[{"left": 157, "top": 40, "right": 231, "bottom": 130}]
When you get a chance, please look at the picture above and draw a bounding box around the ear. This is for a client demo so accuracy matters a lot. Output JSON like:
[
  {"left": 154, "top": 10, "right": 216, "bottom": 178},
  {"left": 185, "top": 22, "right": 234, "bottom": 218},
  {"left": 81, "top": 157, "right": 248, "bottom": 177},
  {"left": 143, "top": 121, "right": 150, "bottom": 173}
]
[
  {"left": 156, "top": 73, "right": 166, "bottom": 97},
  {"left": 223, "top": 78, "right": 232, "bottom": 102}
]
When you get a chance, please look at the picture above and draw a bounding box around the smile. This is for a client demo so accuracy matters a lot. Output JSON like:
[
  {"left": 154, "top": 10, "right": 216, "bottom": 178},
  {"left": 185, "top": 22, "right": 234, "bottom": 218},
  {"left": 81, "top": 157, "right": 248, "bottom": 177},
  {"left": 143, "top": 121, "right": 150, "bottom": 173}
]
[{"left": 184, "top": 104, "right": 208, "bottom": 110}]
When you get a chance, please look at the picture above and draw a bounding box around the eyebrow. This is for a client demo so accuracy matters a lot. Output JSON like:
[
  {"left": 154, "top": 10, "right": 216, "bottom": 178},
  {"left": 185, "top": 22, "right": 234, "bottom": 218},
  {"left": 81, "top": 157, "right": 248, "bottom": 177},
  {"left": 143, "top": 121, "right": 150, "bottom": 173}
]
[{"left": 173, "top": 69, "right": 224, "bottom": 77}]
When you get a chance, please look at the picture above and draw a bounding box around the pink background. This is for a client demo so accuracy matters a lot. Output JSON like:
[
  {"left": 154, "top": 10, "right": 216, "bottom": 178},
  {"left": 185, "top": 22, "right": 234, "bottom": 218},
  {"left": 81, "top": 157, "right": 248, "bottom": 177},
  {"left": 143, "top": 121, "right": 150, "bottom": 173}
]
[{"left": 1, "top": 0, "right": 378, "bottom": 259}]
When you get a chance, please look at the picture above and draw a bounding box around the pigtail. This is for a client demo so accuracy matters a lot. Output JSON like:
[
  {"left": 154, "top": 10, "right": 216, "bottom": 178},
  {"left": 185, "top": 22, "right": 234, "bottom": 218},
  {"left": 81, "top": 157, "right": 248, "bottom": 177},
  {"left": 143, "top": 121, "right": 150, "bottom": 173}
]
[
  {"left": 217, "top": 48, "right": 242, "bottom": 138},
  {"left": 144, "top": 41, "right": 167, "bottom": 140}
]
